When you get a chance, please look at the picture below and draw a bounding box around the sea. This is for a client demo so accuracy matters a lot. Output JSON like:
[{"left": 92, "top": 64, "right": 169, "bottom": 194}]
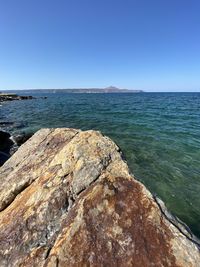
[{"left": 0, "top": 91, "right": 200, "bottom": 237}]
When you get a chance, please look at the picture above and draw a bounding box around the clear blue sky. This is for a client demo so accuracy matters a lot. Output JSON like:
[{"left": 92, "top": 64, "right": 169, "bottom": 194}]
[{"left": 0, "top": 0, "right": 200, "bottom": 91}]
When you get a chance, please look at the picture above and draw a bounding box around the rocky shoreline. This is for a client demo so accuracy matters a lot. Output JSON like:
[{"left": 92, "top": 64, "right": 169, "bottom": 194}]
[
  {"left": 0, "top": 93, "right": 35, "bottom": 102},
  {"left": 0, "top": 128, "right": 199, "bottom": 266},
  {"left": 0, "top": 93, "right": 47, "bottom": 103},
  {"left": 0, "top": 93, "right": 46, "bottom": 166}
]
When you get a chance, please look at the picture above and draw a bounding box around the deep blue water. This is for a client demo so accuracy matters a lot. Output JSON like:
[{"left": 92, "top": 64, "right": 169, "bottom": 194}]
[{"left": 1, "top": 91, "right": 200, "bottom": 237}]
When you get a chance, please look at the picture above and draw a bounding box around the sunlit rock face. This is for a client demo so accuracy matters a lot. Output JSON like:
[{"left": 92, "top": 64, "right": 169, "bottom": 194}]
[{"left": 0, "top": 128, "right": 199, "bottom": 267}]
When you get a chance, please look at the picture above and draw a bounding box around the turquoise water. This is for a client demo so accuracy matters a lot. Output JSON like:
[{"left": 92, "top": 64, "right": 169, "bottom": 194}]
[{"left": 1, "top": 91, "right": 200, "bottom": 237}]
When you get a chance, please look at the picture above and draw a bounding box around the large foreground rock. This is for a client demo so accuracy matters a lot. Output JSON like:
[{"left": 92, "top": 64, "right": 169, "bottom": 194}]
[{"left": 0, "top": 128, "right": 199, "bottom": 266}]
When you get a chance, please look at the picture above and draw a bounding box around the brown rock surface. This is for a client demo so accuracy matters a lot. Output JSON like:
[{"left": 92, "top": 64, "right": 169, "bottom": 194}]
[{"left": 0, "top": 128, "right": 199, "bottom": 267}]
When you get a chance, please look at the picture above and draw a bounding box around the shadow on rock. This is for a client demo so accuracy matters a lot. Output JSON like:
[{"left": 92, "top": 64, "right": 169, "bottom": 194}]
[{"left": 0, "top": 130, "right": 33, "bottom": 166}]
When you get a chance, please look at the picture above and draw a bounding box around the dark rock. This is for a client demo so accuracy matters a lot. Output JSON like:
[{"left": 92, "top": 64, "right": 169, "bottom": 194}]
[
  {"left": 0, "top": 130, "right": 13, "bottom": 152},
  {"left": 0, "top": 130, "right": 14, "bottom": 166},
  {"left": 19, "top": 95, "right": 34, "bottom": 100},
  {"left": 0, "top": 151, "right": 10, "bottom": 166},
  {"left": 0, "top": 130, "right": 10, "bottom": 140},
  {"left": 0, "top": 94, "right": 35, "bottom": 102},
  {"left": 0, "top": 130, "right": 33, "bottom": 166},
  {"left": 13, "top": 132, "right": 33, "bottom": 146}
]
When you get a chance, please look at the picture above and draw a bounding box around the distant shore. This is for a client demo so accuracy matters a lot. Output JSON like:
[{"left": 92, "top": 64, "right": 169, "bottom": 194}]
[{"left": 1, "top": 86, "right": 144, "bottom": 94}]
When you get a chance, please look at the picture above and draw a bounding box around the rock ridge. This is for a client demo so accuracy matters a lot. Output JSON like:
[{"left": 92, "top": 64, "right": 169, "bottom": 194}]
[{"left": 0, "top": 128, "right": 199, "bottom": 266}]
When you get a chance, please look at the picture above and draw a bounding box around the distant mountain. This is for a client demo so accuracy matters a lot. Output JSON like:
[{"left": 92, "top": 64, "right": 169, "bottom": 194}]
[{"left": 102, "top": 86, "right": 143, "bottom": 93}]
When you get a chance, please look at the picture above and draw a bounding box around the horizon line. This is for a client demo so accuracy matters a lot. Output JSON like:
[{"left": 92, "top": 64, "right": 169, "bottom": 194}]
[{"left": 1, "top": 88, "right": 200, "bottom": 93}]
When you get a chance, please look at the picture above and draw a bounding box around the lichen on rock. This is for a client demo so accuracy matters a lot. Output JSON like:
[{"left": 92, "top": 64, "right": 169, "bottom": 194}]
[{"left": 0, "top": 128, "right": 199, "bottom": 266}]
